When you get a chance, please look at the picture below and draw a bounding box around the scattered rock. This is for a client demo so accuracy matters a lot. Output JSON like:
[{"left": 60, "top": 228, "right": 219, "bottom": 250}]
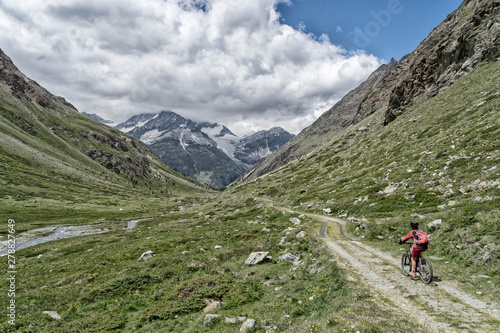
[
  {"left": 138, "top": 250, "right": 155, "bottom": 261},
  {"left": 482, "top": 251, "right": 491, "bottom": 262},
  {"left": 188, "top": 261, "right": 207, "bottom": 268},
  {"left": 245, "top": 252, "right": 269, "bottom": 265},
  {"left": 262, "top": 227, "right": 270, "bottom": 232},
  {"left": 290, "top": 217, "right": 301, "bottom": 225},
  {"left": 204, "top": 314, "right": 221, "bottom": 326},
  {"left": 240, "top": 319, "right": 256, "bottom": 333},
  {"left": 42, "top": 311, "right": 61, "bottom": 320},
  {"left": 264, "top": 280, "right": 273, "bottom": 286},
  {"left": 383, "top": 184, "right": 398, "bottom": 194},
  {"left": 214, "top": 245, "right": 222, "bottom": 249},
  {"left": 428, "top": 219, "right": 443, "bottom": 228},
  {"left": 278, "top": 253, "right": 300, "bottom": 265},
  {"left": 296, "top": 231, "right": 307, "bottom": 239},
  {"left": 203, "top": 299, "right": 222, "bottom": 312},
  {"left": 323, "top": 208, "right": 332, "bottom": 214}
]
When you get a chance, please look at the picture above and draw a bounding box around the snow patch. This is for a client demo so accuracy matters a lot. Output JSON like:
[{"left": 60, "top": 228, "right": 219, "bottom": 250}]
[
  {"left": 140, "top": 129, "right": 165, "bottom": 145},
  {"left": 201, "top": 125, "right": 224, "bottom": 137}
]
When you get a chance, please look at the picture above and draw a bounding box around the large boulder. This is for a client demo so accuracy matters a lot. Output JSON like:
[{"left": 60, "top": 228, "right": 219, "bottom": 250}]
[
  {"left": 137, "top": 250, "right": 155, "bottom": 261},
  {"left": 240, "top": 319, "right": 256, "bottom": 333},
  {"left": 278, "top": 253, "right": 300, "bottom": 265},
  {"left": 245, "top": 252, "right": 269, "bottom": 265},
  {"left": 204, "top": 314, "right": 221, "bottom": 326}
]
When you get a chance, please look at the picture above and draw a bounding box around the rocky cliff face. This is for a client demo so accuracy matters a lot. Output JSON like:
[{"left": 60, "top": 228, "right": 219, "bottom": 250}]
[
  {"left": 355, "top": 0, "right": 500, "bottom": 124},
  {"left": 239, "top": 59, "right": 396, "bottom": 183},
  {"left": 240, "top": 0, "right": 499, "bottom": 184},
  {"left": 0, "top": 48, "right": 201, "bottom": 191}
]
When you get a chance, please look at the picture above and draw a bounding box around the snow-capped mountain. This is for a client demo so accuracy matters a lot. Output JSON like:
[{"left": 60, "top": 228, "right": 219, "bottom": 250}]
[{"left": 114, "top": 111, "right": 294, "bottom": 189}]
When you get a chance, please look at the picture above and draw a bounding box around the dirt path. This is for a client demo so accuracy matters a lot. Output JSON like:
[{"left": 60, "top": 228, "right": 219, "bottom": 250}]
[
  {"left": 310, "top": 213, "right": 500, "bottom": 333},
  {"left": 256, "top": 198, "right": 500, "bottom": 332}
]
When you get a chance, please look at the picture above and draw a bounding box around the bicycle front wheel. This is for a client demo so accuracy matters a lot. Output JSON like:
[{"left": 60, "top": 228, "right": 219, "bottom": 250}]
[
  {"left": 401, "top": 253, "right": 411, "bottom": 276},
  {"left": 419, "top": 257, "right": 433, "bottom": 284}
]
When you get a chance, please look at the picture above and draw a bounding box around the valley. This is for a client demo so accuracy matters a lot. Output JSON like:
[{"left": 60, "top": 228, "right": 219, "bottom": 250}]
[{"left": 0, "top": 0, "right": 499, "bottom": 331}]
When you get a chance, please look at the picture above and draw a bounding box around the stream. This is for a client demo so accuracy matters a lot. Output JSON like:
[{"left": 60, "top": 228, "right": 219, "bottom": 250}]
[{"left": 0, "top": 215, "right": 162, "bottom": 257}]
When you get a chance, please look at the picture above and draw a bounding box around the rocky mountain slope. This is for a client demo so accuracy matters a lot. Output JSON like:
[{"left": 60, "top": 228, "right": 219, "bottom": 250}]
[
  {"left": 239, "top": 59, "right": 397, "bottom": 183},
  {"left": 82, "top": 112, "right": 113, "bottom": 124},
  {"left": 115, "top": 111, "right": 293, "bottom": 189},
  {"left": 355, "top": 0, "right": 500, "bottom": 125},
  {"left": 0, "top": 48, "right": 208, "bottom": 202},
  {"left": 240, "top": 0, "right": 499, "bottom": 183}
]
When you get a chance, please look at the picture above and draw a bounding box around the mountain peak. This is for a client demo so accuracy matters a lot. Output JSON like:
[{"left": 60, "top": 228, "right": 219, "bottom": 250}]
[
  {"left": 115, "top": 112, "right": 293, "bottom": 189},
  {"left": 82, "top": 112, "right": 113, "bottom": 124}
]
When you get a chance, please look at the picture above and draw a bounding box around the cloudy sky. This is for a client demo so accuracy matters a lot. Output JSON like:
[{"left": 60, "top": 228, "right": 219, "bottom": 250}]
[{"left": 0, "top": 0, "right": 462, "bottom": 135}]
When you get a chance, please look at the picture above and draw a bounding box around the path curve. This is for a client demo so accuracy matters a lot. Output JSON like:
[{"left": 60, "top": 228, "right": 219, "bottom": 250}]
[
  {"left": 312, "top": 213, "right": 500, "bottom": 333},
  {"left": 255, "top": 199, "right": 500, "bottom": 332}
]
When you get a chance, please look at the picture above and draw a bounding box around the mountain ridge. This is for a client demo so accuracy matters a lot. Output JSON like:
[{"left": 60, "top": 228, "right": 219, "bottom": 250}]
[
  {"left": 239, "top": 0, "right": 499, "bottom": 184},
  {"left": 0, "top": 48, "right": 209, "bottom": 202},
  {"left": 115, "top": 111, "right": 294, "bottom": 189}
]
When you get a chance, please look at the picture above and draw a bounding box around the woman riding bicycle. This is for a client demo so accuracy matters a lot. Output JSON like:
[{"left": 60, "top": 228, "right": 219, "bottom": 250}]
[{"left": 399, "top": 220, "right": 428, "bottom": 277}]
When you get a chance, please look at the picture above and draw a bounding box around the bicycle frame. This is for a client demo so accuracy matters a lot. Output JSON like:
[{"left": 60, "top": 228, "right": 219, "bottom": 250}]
[{"left": 400, "top": 241, "right": 433, "bottom": 284}]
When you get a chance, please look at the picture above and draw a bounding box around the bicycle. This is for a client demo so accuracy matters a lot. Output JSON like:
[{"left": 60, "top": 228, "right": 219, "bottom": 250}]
[{"left": 400, "top": 241, "right": 433, "bottom": 284}]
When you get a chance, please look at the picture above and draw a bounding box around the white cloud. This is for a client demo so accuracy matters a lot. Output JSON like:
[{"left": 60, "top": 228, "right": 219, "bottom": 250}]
[{"left": 0, "top": 0, "right": 382, "bottom": 135}]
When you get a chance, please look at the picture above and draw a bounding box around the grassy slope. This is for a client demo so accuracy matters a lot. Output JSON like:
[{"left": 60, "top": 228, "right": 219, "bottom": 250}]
[
  {"left": 0, "top": 62, "right": 497, "bottom": 332},
  {"left": 0, "top": 73, "right": 437, "bottom": 332},
  {"left": 0, "top": 91, "right": 212, "bottom": 233},
  {"left": 230, "top": 60, "right": 500, "bottom": 299},
  {"left": 1, "top": 195, "right": 427, "bottom": 333}
]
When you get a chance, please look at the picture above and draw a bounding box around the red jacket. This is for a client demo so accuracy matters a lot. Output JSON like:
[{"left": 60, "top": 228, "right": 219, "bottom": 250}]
[{"left": 401, "top": 230, "right": 428, "bottom": 249}]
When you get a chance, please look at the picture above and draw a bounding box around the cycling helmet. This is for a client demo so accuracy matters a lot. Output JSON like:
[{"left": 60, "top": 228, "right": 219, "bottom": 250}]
[{"left": 410, "top": 220, "right": 419, "bottom": 229}]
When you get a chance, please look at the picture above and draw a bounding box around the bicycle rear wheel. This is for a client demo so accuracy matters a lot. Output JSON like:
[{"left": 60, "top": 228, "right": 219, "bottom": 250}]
[
  {"left": 401, "top": 253, "right": 411, "bottom": 276},
  {"left": 418, "top": 257, "right": 433, "bottom": 284}
]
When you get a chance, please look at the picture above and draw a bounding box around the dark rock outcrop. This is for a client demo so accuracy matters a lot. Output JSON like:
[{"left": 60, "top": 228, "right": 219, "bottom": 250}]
[
  {"left": 239, "top": 0, "right": 499, "bottom": 184},
  {"left": 355, "top": 0, "right": 500, "bottom": 124},
  {"left": 239, "top": 59, "right": 396, "bottom": 183},
  {"left": 0, "top": 49, "right": 77, "bottom": 113}
]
